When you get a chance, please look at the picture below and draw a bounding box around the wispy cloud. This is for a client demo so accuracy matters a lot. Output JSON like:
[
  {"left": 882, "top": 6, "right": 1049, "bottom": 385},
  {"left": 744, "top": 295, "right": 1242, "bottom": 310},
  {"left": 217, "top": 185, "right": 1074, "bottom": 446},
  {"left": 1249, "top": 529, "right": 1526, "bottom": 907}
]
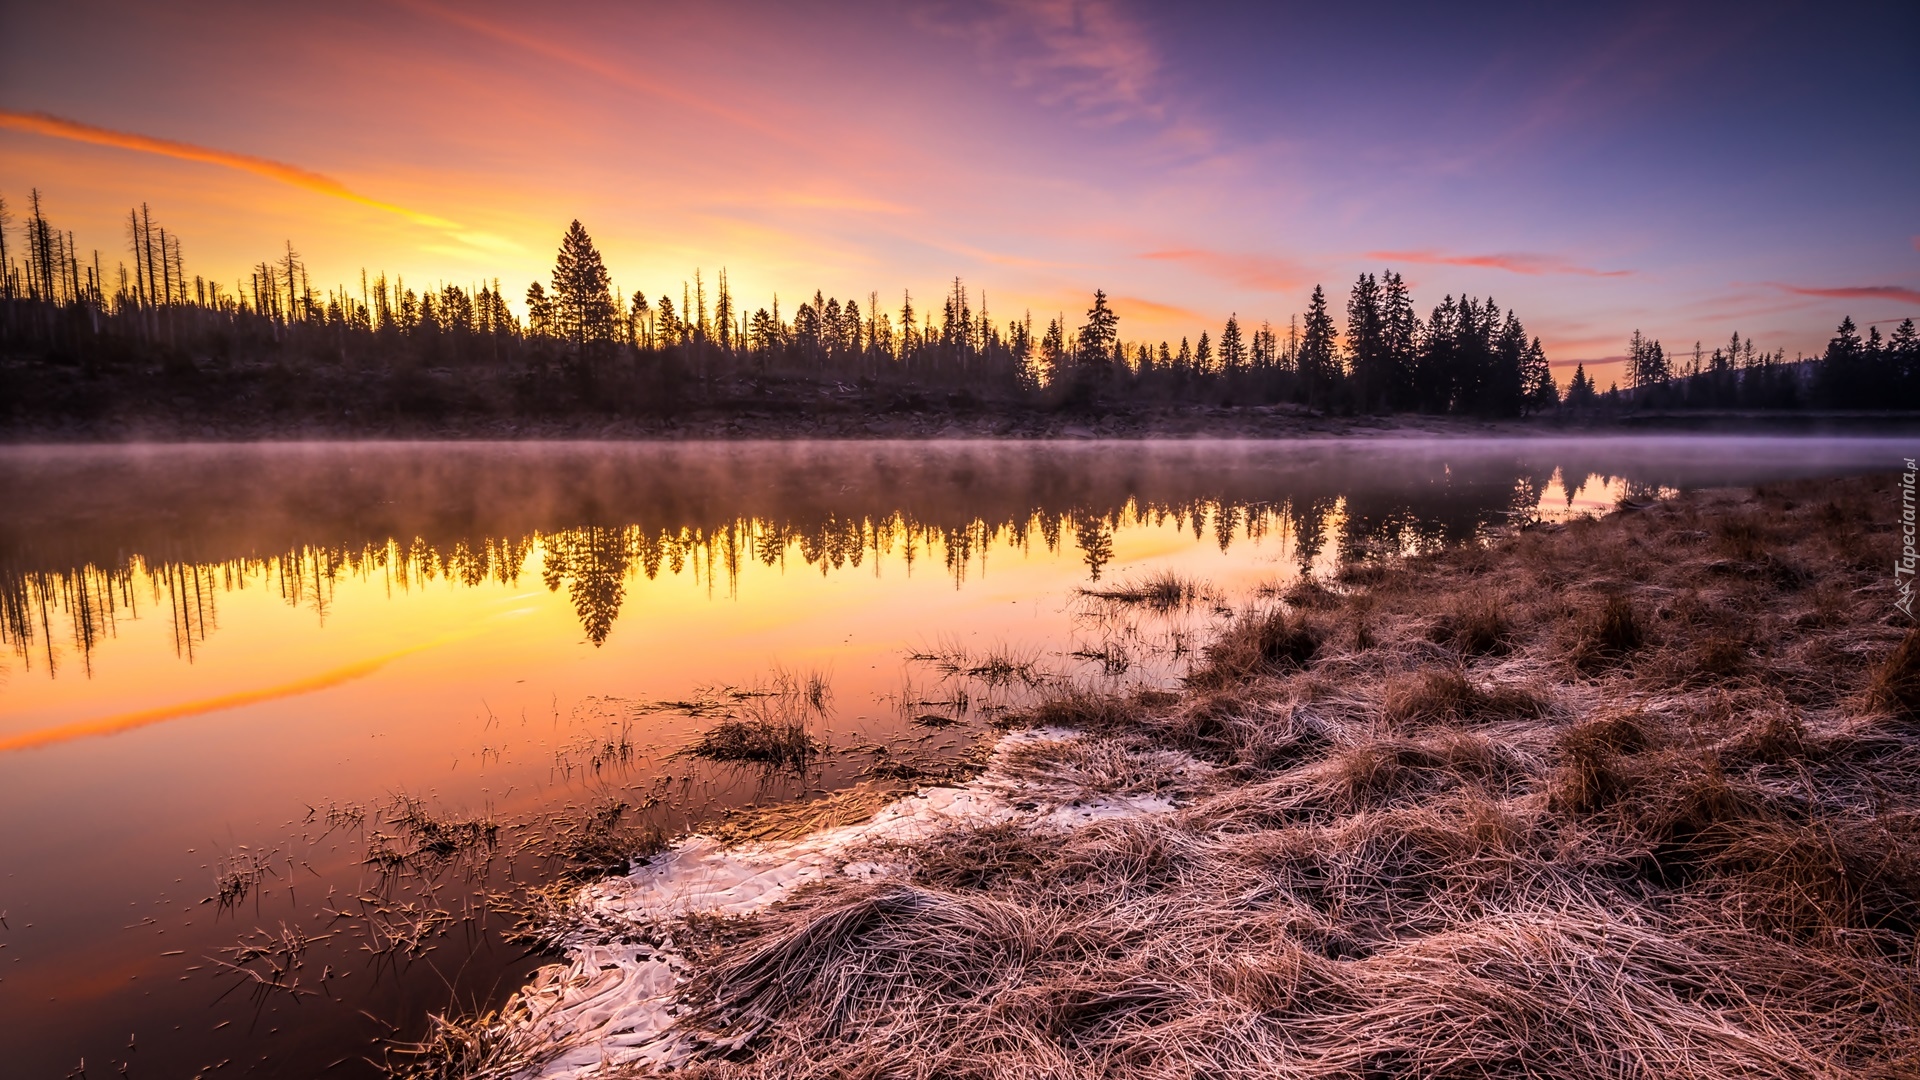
[
  {"left": 1771, "top": 282, "right": 1920, "bottom": 305},
  {"left": 1113, "top": 295, "right": 1205, "bottom": 325},
  {"left": 1139, "top": 248, "right": 1305, "bottom": 293},
  {"left": 0, "top": 110, "right": 459, "bottom": 229},
  {"left": 399, "top": 0, "right": 800, "bottom": 149},
  {"left": 1549, "top": 354, "right": 1627, "bottom": 369},
  {"left": 918, "top": 0, "right": 1164, "bottom": 125},
  {"left": 1367, "top": 248, "right": 1633, "bottom": 278}
]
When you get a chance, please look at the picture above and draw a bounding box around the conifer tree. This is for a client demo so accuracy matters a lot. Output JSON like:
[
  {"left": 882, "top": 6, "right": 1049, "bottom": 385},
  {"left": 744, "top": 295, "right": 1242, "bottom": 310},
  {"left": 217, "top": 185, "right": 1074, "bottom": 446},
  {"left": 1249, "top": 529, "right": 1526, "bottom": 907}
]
[
  {"left": 1220, "top": 314, "right": 1246, "bottom": 373},
  {"left": 525, "top": 281, "right": 555, "bottom": 338},
  {"left": 1298, "top": 284, "right": 1338, "bottom": 408},
  {"left": 1344, "top": 273, "right": 1385, "bottom": 410},
  {"left": 1041, "top": 317, "right": 1067, "bottom": 382},
  {"left": 550, "top": 220, "right": 617, "bottom": 346},
  {"left": 1077, "top": 290, "right": 1118, "bottom": 370}
]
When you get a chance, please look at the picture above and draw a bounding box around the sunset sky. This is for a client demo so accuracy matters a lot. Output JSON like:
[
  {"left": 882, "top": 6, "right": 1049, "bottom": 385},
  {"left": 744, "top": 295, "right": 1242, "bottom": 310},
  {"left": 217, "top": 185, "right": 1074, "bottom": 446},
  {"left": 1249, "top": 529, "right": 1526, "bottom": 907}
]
[{"left": 3, "top": 0, "right": 1915, "bottom": 385}]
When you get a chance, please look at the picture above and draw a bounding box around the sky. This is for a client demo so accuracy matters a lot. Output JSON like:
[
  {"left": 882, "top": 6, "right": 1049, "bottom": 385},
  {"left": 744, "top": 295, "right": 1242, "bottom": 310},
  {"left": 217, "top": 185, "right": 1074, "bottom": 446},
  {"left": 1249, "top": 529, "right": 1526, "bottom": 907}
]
[{"left": 2, "top": 0, "right": 1916, "bottom": 385}]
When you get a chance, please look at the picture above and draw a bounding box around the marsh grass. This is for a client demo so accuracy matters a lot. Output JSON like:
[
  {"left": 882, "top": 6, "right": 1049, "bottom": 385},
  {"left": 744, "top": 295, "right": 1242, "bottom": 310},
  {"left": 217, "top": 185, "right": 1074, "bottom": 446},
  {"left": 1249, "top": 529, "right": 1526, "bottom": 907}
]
[
  {"left": 1573, "top": 594, "right": 1646, "bottom": 670},
  {"left": 1077, "top": 569, "right": 1213, "bottom": 612},
  {"left": 622, "top": 474, "right": 1920, "bottom": 1080},
  {"left": 212, "top": 847, "right": 277, "bottom": 910},
  {"left": 413, "top": 474, "right": 1920, "bottom": 1080},
  {"left": 548, "top": 798, "right": 668, "bottom": 877},
  {"left": 691, "top": 709, "right": 823, "bottom": 769},
  {"left": 1187, "top": 605, "right": 1321, "bottom": 688},
  {"left": 1871, "top": 627, "right": 1920, "bottom": 719},
  {"left": 1427, "top": 596, "right": 1513, "bottom": 656},
  {"left": 918, "top": 639, "right": 1048, "bottom": 688},
  {"left": 688, "top": 669, "right": 833, "bottom": 769}
]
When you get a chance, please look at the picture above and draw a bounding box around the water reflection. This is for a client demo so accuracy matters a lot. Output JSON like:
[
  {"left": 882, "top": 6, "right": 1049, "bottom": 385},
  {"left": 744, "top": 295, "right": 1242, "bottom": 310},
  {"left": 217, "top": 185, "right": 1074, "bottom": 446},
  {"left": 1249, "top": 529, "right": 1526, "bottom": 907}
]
[
  {"left": 0, "top": 438, "right": 1901, "bottom": 676},
  {"left": 0, "top": 437, "right": 1905, "bottom": 1080}
]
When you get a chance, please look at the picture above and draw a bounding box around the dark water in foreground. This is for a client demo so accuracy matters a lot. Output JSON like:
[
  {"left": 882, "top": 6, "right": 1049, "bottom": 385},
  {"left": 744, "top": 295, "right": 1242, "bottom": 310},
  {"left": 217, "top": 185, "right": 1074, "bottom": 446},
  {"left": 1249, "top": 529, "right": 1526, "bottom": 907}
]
[{"left": 0, "top": 437, "right": 1908, "bottom": 1078}]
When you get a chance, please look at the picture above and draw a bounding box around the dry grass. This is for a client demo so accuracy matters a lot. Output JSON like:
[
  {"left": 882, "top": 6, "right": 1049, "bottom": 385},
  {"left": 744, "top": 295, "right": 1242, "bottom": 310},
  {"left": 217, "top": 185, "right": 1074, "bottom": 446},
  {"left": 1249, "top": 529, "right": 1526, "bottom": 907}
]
[
  {"left": 1187, "top": 605, "right": 1322, "bottom": 688},
  {"left": 484, "top": 473, "right": 1920, "bottom": 1080},
  {"left": 1078, "top": 569, "right": 1213, "bottom": 612},
  {"left": 1427, "top": 596, "right": 1513, "bottom": 656},
  {"left": 690, "top": 710, "right": 823, "bottom": 769}
]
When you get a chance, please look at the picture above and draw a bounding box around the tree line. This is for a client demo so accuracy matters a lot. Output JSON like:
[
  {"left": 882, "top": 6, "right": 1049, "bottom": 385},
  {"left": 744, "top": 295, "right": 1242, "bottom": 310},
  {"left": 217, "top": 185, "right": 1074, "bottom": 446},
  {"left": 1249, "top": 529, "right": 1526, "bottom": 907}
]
[{"left": 3, "top": 189, "right": 1914, "bottom": 425}]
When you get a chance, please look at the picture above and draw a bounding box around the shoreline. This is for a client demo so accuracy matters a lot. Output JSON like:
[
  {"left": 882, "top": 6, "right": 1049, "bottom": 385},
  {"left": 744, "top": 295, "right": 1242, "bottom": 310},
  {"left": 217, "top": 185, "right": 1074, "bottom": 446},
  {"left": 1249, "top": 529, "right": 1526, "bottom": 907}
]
[
  {"left": 410, "top": 471, "right": 1920, "bottom": 1078},
  {"left": 7, "top": 408, "right": 1920, "bottom": 446}
]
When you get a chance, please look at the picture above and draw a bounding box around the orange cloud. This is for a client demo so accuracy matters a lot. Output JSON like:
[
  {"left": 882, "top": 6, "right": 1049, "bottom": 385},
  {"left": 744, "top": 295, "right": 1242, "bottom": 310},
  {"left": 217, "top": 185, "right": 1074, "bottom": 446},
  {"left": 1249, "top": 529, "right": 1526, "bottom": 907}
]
[
  {"left": 0, "top": 639, "right": 446, "bottom": 755},
  {"left": 1771, "top": 282, "right": 1920, "bottom": 305},
  {"left": 0, "top": 110, "right": 459, "bottom": 229},
  {"left": 1112, "top": 295, "right": 1205, "bottom": 326},
  {"left": 1367, "top": 249, "right": 1632, "bottom": 278},
  {"left": 1550, "top": 354, "right": 1627, "bottom": 369},
  {"left": 1138, "top": 248, "right": 1304, "bottom": 293}
]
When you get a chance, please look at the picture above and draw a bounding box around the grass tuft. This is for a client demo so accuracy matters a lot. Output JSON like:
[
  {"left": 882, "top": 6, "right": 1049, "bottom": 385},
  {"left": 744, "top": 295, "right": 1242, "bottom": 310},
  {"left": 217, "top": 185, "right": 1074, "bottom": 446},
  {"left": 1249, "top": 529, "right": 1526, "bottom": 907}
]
[
  {"left": 1188, "top": 606, "right": 1321, "bottom": 688},
  {"left": 1871, "top": 628, "right": 1920, "bottom": 720}
]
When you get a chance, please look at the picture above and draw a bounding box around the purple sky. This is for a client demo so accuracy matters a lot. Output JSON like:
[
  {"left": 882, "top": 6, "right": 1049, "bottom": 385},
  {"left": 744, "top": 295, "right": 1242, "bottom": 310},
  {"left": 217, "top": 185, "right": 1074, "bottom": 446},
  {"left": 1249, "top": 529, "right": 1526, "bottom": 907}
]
[{"left": 3, "top": 0, "right": 1915, "bottom": 383}]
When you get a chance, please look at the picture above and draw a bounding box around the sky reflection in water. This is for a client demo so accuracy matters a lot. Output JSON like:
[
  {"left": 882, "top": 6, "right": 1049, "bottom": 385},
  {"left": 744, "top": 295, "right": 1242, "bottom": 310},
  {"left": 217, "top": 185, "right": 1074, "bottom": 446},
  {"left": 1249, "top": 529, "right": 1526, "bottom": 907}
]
[{"left": 0, "top": 437, "right": 1906, "bottom": 1079}]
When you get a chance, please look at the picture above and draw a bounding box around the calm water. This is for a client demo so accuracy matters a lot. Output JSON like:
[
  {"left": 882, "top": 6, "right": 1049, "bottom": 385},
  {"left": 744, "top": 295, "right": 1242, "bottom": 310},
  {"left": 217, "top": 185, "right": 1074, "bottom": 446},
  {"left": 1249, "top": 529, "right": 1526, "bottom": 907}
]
[{"left": 0, "top": 437, "right": 1907, "bottom": 1078}]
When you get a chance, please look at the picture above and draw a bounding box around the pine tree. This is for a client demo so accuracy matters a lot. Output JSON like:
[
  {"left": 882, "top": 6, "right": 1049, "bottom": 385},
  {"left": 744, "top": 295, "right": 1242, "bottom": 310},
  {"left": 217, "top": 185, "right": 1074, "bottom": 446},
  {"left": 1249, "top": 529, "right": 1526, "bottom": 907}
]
[
  {"left": 1220, "top": 314, "right": 1246, "bottom": 373},
  {"left": 550, "top": 220, "right": 617, "bottom": 346},
  {"left": 1521, "top": 337, "right": 1555, "bottom": 412},
  {"left": 1077, "top": 290, "right": 1118, "bottom": 370},
  {"left": 1298, "top": 284, "right": 1338, "bottom": 408},
  {"left": 525, "top": 281, "right": 555, "bottom": 338},
  {"left": 1344, "top": 273, "right": 1385, "bottom": 410},
  {"left": 1041, "top": 317, "right": 1067, "bottom": 382}
]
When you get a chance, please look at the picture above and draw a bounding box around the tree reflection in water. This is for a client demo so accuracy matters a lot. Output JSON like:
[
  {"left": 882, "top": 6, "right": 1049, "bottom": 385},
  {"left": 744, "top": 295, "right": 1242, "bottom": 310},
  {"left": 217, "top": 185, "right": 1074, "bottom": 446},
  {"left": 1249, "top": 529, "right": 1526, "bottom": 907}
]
[{"left": 2, "top": 437, "right": 1886, "bottom": 676}]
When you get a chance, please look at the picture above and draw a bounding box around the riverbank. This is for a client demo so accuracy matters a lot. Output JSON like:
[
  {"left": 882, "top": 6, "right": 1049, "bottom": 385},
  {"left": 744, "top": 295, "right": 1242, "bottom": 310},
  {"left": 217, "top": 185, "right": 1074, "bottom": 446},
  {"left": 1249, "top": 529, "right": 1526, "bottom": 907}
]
[
  {"left": 412, "top": 470, "right": 1920, "bottom": 1079},
  {"left": 10, "top": 408, "right": 1920, "bottom": 444}
]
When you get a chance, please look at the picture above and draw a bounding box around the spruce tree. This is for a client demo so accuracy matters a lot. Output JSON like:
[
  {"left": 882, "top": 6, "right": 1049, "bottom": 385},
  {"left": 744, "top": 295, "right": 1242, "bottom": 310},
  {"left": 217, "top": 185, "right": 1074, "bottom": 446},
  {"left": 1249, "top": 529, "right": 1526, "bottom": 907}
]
[
  {"left": 1344, "top": 273, "right": 1384, "bottom": 410},
  {"left": 1380, "top": 271, "right": 1418, "bottom": 409},
  {"left": 1220, "top": 314, "right": 1246, "bottom": 373},
  {"left": 1565, "top": 364, "right": 1596, "bottom": 407},
  {"left": 524, "top": 282, "right": 554, "bottom": 337},
  {"left": 1298, "top": 284, "right": 1338, "bottom": 408},
  {"left": 550, "top": 220, "right": 617, "bottom": 346},
  {"left": 1077, "top": 290, "right": 1118, "bottom": 370}
]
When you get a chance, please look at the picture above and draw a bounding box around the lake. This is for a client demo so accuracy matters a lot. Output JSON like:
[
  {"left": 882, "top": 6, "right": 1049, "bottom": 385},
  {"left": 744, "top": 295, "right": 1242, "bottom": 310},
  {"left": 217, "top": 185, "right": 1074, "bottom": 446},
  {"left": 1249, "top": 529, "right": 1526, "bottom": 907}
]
[{"left": 0, "top": 436, "right": 1907, "bottom": 1078}]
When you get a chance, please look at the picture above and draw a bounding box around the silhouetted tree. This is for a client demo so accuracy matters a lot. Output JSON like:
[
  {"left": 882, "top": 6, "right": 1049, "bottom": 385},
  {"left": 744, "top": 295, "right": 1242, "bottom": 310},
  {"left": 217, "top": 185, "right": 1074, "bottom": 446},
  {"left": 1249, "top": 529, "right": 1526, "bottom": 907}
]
[
  {"left": 1220, "top": 314, "right": 1246, "bottom": 374},
  {"left": 1565, "top": 363, "right": 1597, "bottom": 408},
  {"left": 550, "top": 221, "right": 618, "bottom": 346},
  {"left": 525, "top": 281, "right": 555, "bottom": 338},
  {"left": 1345, "top": 273, "right": 1386, "bottom": 411},
  {"left": 1077, "top": 290, "right": 1118, "bottom": 371},
  {"left": 1298, "top": 285, "right": 1338, "bottom": 409}
]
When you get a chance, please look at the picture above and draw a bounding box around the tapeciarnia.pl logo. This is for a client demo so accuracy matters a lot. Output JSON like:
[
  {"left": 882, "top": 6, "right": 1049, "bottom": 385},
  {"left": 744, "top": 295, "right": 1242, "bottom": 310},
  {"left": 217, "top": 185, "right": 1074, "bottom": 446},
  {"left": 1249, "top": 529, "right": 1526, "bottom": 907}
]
[{"left": 1899, "top": 458, "right": 1917, "bottom": 619}]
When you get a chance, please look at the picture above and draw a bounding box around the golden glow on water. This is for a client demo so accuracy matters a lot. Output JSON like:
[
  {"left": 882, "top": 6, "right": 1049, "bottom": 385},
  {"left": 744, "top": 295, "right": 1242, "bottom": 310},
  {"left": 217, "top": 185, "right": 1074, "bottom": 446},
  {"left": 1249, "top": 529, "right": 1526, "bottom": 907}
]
[
  {"left": 2, "top": 508, "right": 1309, "bottom": 746},
  {"left": 0, "top": 438, "right": 1903, "bottom": 1080}
]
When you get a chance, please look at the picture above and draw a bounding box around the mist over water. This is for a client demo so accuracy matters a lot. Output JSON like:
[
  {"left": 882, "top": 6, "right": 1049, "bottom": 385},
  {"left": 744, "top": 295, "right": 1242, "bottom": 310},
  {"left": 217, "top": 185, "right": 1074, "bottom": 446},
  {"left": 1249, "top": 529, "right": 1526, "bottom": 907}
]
[{"left": 0, "top": 437, "right": 1906, "bottom": 1078}]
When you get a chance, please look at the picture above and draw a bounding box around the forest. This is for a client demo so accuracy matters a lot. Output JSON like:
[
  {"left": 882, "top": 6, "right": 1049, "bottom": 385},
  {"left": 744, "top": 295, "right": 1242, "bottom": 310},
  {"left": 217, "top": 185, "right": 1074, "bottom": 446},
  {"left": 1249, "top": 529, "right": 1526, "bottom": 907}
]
[{"left": 2, "top": 189, "right": 1916, "bottom": 434}]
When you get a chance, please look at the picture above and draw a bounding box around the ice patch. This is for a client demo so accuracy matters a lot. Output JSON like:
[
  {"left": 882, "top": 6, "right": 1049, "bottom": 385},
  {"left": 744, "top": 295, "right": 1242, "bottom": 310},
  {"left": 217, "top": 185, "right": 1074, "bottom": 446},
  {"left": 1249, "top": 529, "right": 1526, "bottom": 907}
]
[{"left": 501, "top": 728, "right": 1189, "bottom": 1078}]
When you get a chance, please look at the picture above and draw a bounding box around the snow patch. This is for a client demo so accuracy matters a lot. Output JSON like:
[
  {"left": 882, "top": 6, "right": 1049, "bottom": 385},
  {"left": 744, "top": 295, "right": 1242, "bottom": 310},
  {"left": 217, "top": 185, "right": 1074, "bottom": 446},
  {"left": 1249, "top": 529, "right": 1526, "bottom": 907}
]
[{"left": 504, "top": 728, "right": 1192, "bottom": 1078}]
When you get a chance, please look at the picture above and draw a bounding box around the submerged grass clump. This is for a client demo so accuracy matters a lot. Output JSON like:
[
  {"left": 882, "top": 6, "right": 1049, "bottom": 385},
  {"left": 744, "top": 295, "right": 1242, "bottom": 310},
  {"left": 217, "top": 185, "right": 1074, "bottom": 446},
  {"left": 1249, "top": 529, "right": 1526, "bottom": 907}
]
[
  {"left": 691, "top": 714, "right": 822, "bottom": 768},
  {"left": 687, "top": 669, "right": 833, "bottom": 769},
  {"left": 1077, "top": 569, "right": 1213, "bottom": 612},
  {"left": 446, "top": 473, "right": 1920, "bottom": 1080}
]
